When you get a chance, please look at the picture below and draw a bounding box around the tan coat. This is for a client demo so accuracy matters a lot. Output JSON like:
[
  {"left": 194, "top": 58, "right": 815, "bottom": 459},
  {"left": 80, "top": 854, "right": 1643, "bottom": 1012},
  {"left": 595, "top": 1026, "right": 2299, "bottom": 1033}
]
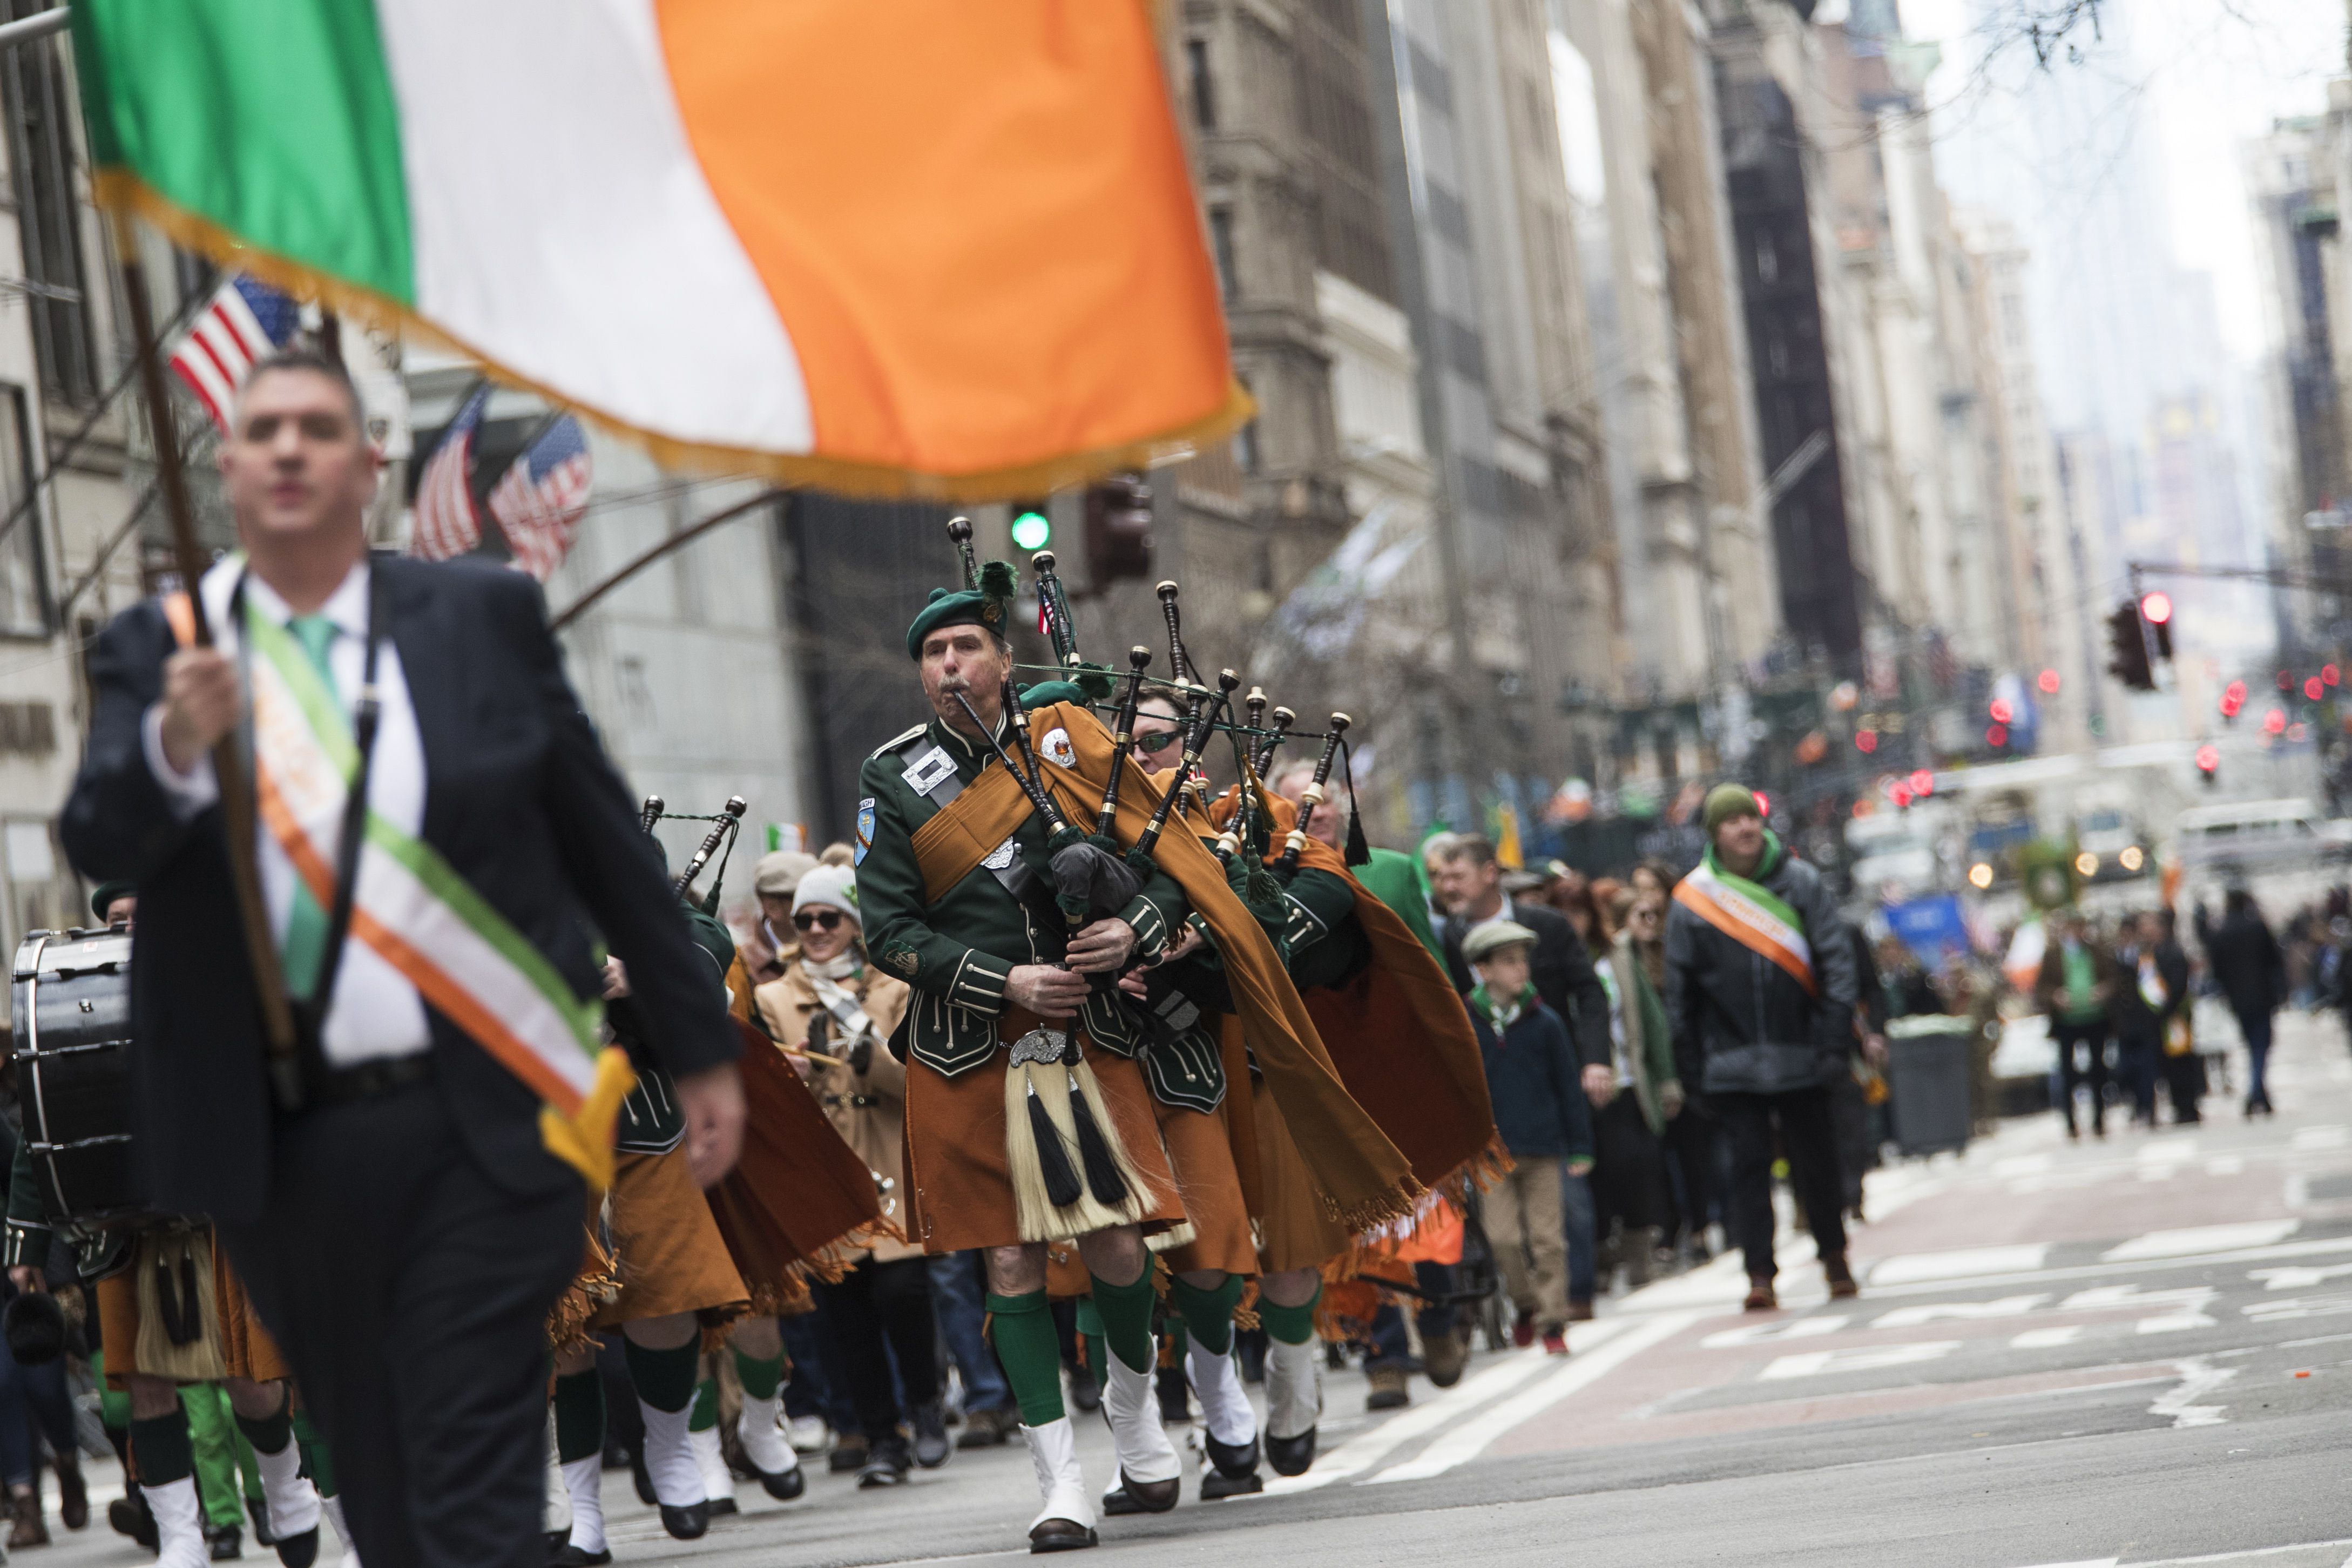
[{"left": 753, "top": 961, "right": 919, "bottom": 1262}]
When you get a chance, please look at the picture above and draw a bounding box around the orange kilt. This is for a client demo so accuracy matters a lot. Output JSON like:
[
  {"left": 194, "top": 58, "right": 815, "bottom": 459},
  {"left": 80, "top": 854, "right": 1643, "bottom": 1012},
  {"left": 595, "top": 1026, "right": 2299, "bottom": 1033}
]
[
  {"left": 902, "top": 1017, "right": 1184, "bottom": 1255},
  {"left": 96, "top": 1236, "right": 288, "bottom": 1389},
  {"left": 1153, "top": 1092, "right": 1259, "bottom": 1279},
  {"left": 589, "top": 1148, "right": 749, "bottom": 1329}
]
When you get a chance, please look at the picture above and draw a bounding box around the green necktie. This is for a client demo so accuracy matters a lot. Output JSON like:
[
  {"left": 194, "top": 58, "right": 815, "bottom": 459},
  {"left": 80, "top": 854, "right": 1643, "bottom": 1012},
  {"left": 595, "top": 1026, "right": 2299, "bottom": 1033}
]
[{"left": 280, "top": 614, "right": 338, "bottom": 1002}]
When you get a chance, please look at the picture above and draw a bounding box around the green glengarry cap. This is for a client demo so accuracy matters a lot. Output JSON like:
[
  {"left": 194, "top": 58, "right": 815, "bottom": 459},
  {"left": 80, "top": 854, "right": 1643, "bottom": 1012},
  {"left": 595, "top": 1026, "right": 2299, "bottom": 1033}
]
[{"left": 904, "top": 559, "right": 1018, "bottom": 660}]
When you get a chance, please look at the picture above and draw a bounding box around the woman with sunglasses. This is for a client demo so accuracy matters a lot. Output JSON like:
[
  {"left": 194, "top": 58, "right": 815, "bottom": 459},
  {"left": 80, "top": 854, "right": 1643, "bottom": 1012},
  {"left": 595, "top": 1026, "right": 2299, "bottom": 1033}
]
[{"left": 750, "top": 865, "right": 948, "bottom": 1488}]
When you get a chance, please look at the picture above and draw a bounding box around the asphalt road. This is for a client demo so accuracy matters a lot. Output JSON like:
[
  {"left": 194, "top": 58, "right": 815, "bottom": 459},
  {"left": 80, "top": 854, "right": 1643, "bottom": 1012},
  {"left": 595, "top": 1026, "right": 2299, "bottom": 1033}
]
[{"left": 34, "top": 1012, "right": 2352, "bottom": 1568}]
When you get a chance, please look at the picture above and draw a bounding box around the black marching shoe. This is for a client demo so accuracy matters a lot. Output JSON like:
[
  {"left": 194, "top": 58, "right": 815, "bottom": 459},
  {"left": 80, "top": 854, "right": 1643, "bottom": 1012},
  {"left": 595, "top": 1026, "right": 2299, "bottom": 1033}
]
[
  {"left": 248, "top": 1495, "right": 275, "bottom": 1548},
  {"left": 110, "top": 1492, "right": 159, "bottom": 1551},
  {"left": 628, "top": 1445, "right": 658, "bottom": 1506},
  {"left": 1029, "top": 1517, "right": 1098, "bottom": 1553},
  {"left": 657, "top": 1501, "right": 711, "bottom": 1542},
  {"left": 207, "top": 1519, "right": 244, "bottom": 1559},
  {"left": 748, "top": 1456, "right": 805, "bottom": 1501},
  {"left": 273, "top": 1524, "right": 321, "bottom": 1568},
  {"left": 549, "top": 1546, "right": 613, "bottom": 1566},
  {"left": 1264, "top": 1427, "right": 1316, "bottom": 1478},
  {"left": 1098, "top": 1470, "right": 1180, "bottom": 1516},
  {"left": 1200, "top": 1432, "right": 1263, "bottom": 1499}
]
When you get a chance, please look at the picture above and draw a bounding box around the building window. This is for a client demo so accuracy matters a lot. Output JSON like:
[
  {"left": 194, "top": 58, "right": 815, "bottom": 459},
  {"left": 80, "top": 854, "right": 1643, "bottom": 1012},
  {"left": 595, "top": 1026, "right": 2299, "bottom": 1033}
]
[
  {"left": 0, "top": 384, "right": 48, "bottom": 638},
  {"left": 1187, "top": 37, "right": 1216, "bottom": 131},
  {"left": 1, "top": 11, "right": 96, "bottom": 404},
  {"left": 1234, "top": 378, "right": 1260, "bottom": 473},
  {"left": 1209, "top": 206, "right": 1239, "bottom": 303}
]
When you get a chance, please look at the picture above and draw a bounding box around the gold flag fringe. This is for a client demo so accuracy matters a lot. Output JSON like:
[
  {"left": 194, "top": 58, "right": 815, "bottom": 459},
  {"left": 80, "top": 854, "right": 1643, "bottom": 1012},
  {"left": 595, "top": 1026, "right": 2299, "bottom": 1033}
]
[{"left": 96, "top": 173, "right": 1256, "bottom": 504}]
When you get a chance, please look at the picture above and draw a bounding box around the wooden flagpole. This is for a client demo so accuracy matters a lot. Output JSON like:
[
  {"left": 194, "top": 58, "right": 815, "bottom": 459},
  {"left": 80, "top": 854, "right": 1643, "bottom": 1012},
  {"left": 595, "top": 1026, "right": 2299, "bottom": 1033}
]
[{"left": 114, "top": 220, "right": 306, "bottom": 1111}]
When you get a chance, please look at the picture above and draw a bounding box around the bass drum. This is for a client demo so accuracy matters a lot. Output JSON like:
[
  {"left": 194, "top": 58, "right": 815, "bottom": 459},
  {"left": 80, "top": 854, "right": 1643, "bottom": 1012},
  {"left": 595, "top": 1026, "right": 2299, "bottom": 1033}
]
[{"left": 10, "top": 928, "right": 151, "bottom": 1239}]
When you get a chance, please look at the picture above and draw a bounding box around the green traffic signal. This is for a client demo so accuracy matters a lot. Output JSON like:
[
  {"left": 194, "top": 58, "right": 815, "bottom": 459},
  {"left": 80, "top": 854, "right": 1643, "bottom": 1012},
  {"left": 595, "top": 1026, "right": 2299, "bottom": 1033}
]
[{"left": 1010, "top": 506, "right": 1052, "bottom": 551}]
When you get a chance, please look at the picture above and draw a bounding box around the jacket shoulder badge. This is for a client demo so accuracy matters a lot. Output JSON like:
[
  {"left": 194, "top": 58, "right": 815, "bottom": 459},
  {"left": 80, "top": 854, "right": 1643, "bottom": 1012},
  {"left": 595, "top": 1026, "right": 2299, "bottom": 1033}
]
[{"left": 867, "top": 722, "right": 927, "bottom": 762}]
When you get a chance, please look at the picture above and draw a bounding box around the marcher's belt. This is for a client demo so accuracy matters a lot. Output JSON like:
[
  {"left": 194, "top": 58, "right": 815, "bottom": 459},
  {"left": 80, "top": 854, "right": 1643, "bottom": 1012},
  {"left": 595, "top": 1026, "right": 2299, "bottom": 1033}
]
[
  {"left": 821, "top": 1092, "right": 884, "bottom": 1110},
  {"left": 303, "top": 1051, "right": 434, "bottom": 1109}
]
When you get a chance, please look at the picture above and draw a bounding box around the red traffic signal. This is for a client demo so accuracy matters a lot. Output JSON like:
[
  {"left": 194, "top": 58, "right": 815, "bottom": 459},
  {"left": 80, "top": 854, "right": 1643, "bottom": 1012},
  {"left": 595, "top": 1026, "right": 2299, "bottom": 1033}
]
[
  {"left": 2264, "top": 708, "right": 2287, "bottom": 735},
  {"left": 2195, "top": 742, "right": 2219, "bottom": 775},
  {"left": 1909, "top": 769, "right": 1934, "bottom": 797},
  {"left": 2139, "top": 590, "right": 2173, "bottom": 625},
  {"left": 2308, "top": 678, "right": 2327, "bottom": 702},
  {"left": 1989, "top": 698, "right": 2015, "bottom": 725},
  {"left": 1986, "top": 722, "right": 2010, "bottom": 747},
  {"left": 2036, "top": 668, "right": 2061, "bottom": 695},
  {"left": 2329, "top": 665, "right": 2343, "bottom": 687}
]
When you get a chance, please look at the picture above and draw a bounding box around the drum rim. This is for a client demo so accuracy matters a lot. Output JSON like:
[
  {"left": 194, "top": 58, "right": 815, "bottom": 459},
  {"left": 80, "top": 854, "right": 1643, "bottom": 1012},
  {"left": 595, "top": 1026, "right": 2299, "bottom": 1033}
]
[{"left": 17, "top": 930, "right": 145, "bottom": 1234}]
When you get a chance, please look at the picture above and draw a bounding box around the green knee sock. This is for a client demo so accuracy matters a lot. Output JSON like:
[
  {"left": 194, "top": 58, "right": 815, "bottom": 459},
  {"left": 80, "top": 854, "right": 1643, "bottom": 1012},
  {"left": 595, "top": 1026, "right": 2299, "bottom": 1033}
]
[
  {"left": 1088, "top": 1263, "right": 1159, "bottom": 1376},
  {"left": 1168, "top": 1274, "right": 1243, "bottom": 1356},
  {"left": 233, "top": 1390, "right": 293, "bottom": 1458},
  {"left": 688, "top": 1378, "right": 719, "bottom": 1433},
  {"left": 132, "top": 1410, "right": 195, "bottom": 1489},
  {"left": 985, "top": 1290, "right": 1066, "bottom": 1428},
  {"left": 732, "top": 1349, "right": 785, "bottom": 1403},
  {"left": 624, "top": 1337, "right": 702, "bottom": 1415},
  {"left": 1258, "top": 1285, "right": 1320, "bottom": 1346},
  {"left": 294, "top": 1409, "right": 335, "bottom": 1498},
  {"left": 553, "top": 1370, "right": 606, "bottom": 1466},
  {"left": 1074, "top": 1297, "right": 1109, "bottom": 1394}
]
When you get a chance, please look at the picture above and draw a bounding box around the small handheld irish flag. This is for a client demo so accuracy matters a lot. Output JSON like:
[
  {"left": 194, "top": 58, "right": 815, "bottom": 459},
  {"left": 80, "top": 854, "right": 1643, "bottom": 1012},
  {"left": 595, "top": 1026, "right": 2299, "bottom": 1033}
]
[{"left": 69, "top": 1, "right": 1245, "bottom": 498}]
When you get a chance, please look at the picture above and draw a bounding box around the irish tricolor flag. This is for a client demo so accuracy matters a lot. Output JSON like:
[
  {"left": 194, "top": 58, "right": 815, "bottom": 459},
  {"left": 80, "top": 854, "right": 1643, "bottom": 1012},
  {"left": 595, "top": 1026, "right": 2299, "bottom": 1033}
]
[{"left": 69, "top": 1, "right": 1244, "bottom": 497}]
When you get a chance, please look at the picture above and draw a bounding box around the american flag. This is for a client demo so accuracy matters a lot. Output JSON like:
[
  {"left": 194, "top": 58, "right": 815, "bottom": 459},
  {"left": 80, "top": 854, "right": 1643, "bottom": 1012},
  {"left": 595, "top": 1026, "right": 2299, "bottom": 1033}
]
[
  {"left": 486, "top": 415, "right": 593, "bottom": 581},
  {"left": 167, "top": 275, "right": 301, "bottom": 434},
  {"left": 409, "top": 386, "right": 490, "bottom": 563}
]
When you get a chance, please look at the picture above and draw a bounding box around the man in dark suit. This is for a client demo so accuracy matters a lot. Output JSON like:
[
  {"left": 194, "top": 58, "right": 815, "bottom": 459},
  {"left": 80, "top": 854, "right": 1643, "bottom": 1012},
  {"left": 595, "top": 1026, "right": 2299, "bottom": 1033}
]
[
  {"left": 60, "top": 350, "right": 744, "bottom": 1568},
  {"left": 1430, "top": 836, "right": 1611, "bottom": 1077}
]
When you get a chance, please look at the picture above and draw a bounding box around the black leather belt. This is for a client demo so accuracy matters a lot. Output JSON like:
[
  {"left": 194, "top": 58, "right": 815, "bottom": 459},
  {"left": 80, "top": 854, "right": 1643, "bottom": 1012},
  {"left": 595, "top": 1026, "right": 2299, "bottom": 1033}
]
[
  {"left": 304, "top": 1052, "right": 434, "bottom": 1108},
  {"left": 821, "top": 1092, "right": 883, "bottom": 1110}
]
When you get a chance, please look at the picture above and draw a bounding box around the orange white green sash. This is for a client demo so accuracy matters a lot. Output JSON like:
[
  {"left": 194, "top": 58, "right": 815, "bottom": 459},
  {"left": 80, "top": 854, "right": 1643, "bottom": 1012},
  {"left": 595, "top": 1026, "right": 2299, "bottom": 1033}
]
[
  {"left": 167, "top": 584, "right": 636, "bottom": 1190},
  {"left": 1673, "top": 853, "right": 1816, "bottom": 997}
]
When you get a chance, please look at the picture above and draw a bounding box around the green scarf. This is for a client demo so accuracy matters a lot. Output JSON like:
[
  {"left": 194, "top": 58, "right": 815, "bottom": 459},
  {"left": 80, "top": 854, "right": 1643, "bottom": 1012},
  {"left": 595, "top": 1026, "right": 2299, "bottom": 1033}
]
[
  {"left": 1470, "top": 980, "right": 1537, "bottom": 1035},
  {"left": 1700, "top": 829, "right": 1797, "bottom": 928}
]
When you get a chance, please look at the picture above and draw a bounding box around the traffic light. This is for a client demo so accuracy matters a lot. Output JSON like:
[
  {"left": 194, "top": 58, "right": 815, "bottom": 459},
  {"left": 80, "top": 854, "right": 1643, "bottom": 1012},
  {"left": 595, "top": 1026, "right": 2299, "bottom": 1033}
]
[
  {"left": 2106, "top": 600, "right": 2154, "bottom": 691},
  {"left": 2220, "top": 680, "right": 2247, "bottom": 722},
  {"left": 2195, "top": 741, "right": 2219, "bottom": 787},
  {"left": 1084, "top": 474, "right": 1153, "bottom": 584},
  {"left": 2139, "top": 590, "right": 2173, "bottom": 662},
  {"left": 1009, "top": 501, "right": 1052, "bottom": 553}
]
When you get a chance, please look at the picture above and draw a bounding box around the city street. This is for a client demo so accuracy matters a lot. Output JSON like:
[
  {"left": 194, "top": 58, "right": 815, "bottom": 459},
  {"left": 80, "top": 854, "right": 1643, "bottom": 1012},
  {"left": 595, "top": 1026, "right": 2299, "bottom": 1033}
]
[{"left": 26, "top": 1012, "right": 2352, "bottom": 1568}]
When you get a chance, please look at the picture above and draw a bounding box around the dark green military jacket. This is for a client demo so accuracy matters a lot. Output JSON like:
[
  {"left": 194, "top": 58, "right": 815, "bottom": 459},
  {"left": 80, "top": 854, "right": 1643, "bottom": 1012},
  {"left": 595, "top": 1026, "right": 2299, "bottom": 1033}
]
[
  {"left": 857, "top": 714, "right": 1188, "bottom": 1077},
  {"left": 607, "top": 901, "right": 736, "bottom": 1152},
  {"left": 1282, "top": 866, "right": 1372, "bottom": 993}
]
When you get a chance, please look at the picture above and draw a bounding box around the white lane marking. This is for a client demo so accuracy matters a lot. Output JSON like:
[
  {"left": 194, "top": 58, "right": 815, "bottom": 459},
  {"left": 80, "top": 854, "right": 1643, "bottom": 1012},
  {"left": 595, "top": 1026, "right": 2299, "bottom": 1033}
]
[
  {"left": 2251, "top": 1262, "right": 2352, "bottom": 1291},
  {"left": 2138, "top": 1310, "right": 2218, "bottom": 1334},
  {"left": 2140, "top": 1135, "right": 2200, "bottom": 1163},
  {"left": 2104, "top": 1222, "right": 2299, "bottom": 1261},
  {"left": 1873, "top": 1295, "right": 2048, "bottom": 1329},
  {"left": 2150, "top": 1357, "right": 2235, "bottom": 1428},
  {"left": 2205, "top": 1155, "right": 2246, "bottom": 1175},
  {"left": 1700, "top": 1315, "right": 1848, "bottom": 1349},
  {"left": 2008, "top": 1559, "right": 2118, "bottom": 1567},
  {"left": 1366, "top": 1311, "right": 1699, "bottom": 1483},
  {"left": 2292, "top": 1125, "right": 2348, "bottom": 1150},
  {"left": 1255, "top": 1333, "right": 1606, "bottom": 1495},
  {"left": 1758, "top": 1341, "right": 1961, "bottom": 1381},
  {"left": 2243, "top": 1294, "right": 2352, "bottom": 1322},
  {"left": 2286, "top": 1173, "right": 2312, "bottom": 1210},
  {"left": 2060, "top": 1285, "right": 2219, "bottom": 1313},
  {"left": 2011, "top": 1326, "right": 2084, "bottom": 1348},
  {"left": 1869, "top": 1245, "right": 2050, "bottom": 1284}
]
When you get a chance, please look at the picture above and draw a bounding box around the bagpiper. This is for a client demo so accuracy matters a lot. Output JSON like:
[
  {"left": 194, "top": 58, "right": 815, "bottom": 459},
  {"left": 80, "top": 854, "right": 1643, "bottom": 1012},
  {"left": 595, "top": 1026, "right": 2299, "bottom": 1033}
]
[{"left": 853, "top": 536, "right": 1418, "bottom": 1551}]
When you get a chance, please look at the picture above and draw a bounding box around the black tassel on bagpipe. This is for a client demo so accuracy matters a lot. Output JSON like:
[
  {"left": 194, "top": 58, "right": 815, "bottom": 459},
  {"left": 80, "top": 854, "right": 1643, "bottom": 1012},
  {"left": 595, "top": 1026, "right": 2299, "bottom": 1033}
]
[
  {"left": 1025, "top": 1083, "right": 1085, "bottom": 1209},
  {"left": 1065, "top": 1072, "right": 1132, "bottom": 1206}
]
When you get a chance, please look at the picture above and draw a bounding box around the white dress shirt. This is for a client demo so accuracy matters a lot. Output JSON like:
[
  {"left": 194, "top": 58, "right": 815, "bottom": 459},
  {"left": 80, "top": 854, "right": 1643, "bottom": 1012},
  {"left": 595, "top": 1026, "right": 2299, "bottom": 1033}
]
[{"left": 143, "top": 555, "right": 434, "bottom": 1066}]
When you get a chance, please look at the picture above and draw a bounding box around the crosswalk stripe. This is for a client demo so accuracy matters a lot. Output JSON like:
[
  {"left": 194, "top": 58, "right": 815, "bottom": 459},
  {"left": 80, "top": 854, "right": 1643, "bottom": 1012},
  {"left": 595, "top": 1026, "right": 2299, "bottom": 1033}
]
[
  {"left": 1367, "top": 1311, "right": 1698, "bottom": 1483},
  {"left": 1255, "top": 1337, "right": 1588, "bottom": 1495}
]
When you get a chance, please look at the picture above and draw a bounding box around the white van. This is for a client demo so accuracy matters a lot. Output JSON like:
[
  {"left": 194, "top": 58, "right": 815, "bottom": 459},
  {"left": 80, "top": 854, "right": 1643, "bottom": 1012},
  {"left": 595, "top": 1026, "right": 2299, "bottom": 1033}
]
[{"left": 2171, "top": 797, "right": 2352, "bottom": 874}]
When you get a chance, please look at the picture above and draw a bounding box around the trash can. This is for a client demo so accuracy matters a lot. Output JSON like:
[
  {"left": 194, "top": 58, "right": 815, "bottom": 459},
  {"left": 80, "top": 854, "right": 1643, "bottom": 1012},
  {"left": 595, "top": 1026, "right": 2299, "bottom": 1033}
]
[{"left": 1885, "top": 1014, "right": 1976, "bottom": 1157}]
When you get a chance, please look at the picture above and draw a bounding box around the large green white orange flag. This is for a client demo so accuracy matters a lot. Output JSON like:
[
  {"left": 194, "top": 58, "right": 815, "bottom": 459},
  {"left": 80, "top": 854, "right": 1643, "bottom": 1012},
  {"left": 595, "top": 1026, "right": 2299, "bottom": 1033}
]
[{"left": 70, "top": 1, "right": 1245, "bottom": 497}]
